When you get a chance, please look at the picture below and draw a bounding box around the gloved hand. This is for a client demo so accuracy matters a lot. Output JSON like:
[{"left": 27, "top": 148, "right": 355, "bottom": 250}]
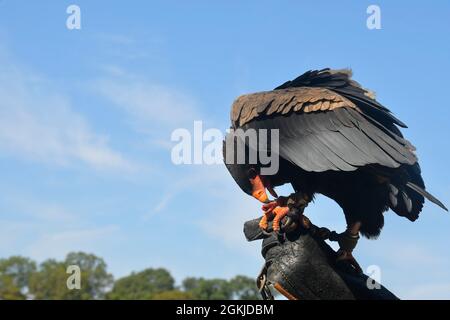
[{"left": 243, "top": 217, "right": 398, "bottom": 300}]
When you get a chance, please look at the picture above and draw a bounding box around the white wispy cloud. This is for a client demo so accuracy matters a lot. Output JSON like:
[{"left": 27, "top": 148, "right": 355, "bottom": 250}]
[
  {"left": 0, "top": 50, "right": 136, "bottom": 172},
  {"left": 25, "top": 225, "right": 120, "bottom": 261},
  {"left": 187, "top": 165, "right": 262, "bottom": 255},
  {"left": 92, "top": 72, "right": 201, "bottom": 134},
  {"left": 0, "top": 220, "right": 34, "bottom": 255},
  {"left": 199, "top": 198, "right": 261, "bottom": 253},
  {"left": 12, "top": 200, "right": 77, "bottom": 224},
  {"left": 94, "top": 33, "right": 136, "bottom": 46},
  {"left": 361, "top": 237, "right": 445, "bottom": 270},
  {"left": 141, "top": 192, "right": 175, "bottom": 221},
  {"left": 403, "top": 283, "right": 450, "bottom": 300},
  {"left": 0, "top": 191, "right": 123, "bottom": 265}
]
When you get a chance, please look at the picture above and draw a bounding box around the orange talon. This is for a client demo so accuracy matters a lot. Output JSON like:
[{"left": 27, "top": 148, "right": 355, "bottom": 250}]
[
  {"left": 272, "top": 206, "right": 290, "bottom": 232},
  {"left": 259, "top": 201, "right": 277, "bottom": 231},
  {"left": 259, "top": 214, "right": 269, "bottom": 230}
]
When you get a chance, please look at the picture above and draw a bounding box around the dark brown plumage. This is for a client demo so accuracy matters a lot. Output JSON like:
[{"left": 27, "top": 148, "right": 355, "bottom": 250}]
[{"left": 224, "top": 68, "right": 447, "bottom": 238}]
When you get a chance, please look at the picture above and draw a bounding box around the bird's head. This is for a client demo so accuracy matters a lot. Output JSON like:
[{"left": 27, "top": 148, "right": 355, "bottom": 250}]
[
  {"left": 224, "top": 161, "right": 278, "bottom": 203},
  {"left": 247, "top": 167, "right": 278, "bottom": 203},
  {"left": 223, "top": 131, "right": 278, "bottom": 203}
]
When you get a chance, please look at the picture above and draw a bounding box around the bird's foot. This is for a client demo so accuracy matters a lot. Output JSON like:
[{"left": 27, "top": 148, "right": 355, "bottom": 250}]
[
  {"left": 258, "top": 212, "right": 272, "bottom": 230},
  {"left": 258, "top": 206, "right": 290, "bottom": 232},
  {"left": 259, "top": 200, "right": 291, "bottom": 233},
  {"left": 259, "top": 193, "right": 311, "bottom": 234},
  {"left": 271, "top": 206, "right": 290, "bottom": 232}
]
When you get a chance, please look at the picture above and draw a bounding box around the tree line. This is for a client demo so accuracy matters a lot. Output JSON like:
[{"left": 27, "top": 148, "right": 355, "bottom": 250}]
[{"left": 0, "top": 252, "right": 260, "bottom": 300}]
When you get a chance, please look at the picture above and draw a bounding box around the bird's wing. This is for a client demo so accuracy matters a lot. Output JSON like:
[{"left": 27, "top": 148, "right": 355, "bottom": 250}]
[
  {"left": 232, "top": 86, "right": 355, "bottom": 128},
  {"left": 232, "top": 86, "right": 417, "bottom": 172}
]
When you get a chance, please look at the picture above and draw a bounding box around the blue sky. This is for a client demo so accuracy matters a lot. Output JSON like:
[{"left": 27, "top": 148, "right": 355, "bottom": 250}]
[{"left": 0, "top": 1, "right": 449, "bottom": 299}]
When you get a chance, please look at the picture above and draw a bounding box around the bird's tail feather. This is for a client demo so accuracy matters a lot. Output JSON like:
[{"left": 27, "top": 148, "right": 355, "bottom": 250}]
[
  {"left": 405, "top": 182, "right": 448, "bottom": 211},
  {"left": 388, "top": 181, "right": 447, "bottom": 222}
]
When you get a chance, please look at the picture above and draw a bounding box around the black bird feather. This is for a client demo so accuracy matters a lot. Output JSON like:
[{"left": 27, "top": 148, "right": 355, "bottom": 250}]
[{"left": 224, "top": 68, "right": 447, "bottom": 238}]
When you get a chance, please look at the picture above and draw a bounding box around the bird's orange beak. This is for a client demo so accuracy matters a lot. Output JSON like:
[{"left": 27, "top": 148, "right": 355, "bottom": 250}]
[{"left": 250, "top": 175, "right": 277, "bottom": 203}]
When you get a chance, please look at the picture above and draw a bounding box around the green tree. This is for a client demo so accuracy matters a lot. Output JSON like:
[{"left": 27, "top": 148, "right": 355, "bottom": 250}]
[
  {"left": 0, "top": 253, "right": 261, "bottom": 300},
  {"left": 29, "top": 252, "right": 113, "bottom": 300},
  {"left": 0, "top": 256, "right": 36, "bottom": 295},
  {"left": 0, "top": 274, "right": 25, "bottom": 300},
  {"left": 181, "top": 275, "right": 260, "bottom": 300},
  {"left": 65, "top": 252, "right": 113, "bottom": 299},
  {"left": 29, "top": 259, "right": 68, "bottom": 299},
  {"left": 152, "top": 290, "right": 194, "bottom": 300},
  {"left": 229, "top": 275, "right": 260, "bottom": 300},
  {"left": 108, "top": 268, "right": 174, "bottom": 300},
  {"left": 182, "top": 277, "right": 232, "bottom": 300}
]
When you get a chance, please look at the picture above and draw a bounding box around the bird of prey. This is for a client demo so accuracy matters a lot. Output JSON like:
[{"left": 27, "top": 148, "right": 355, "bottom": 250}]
[{"left": 223, "top": 68, "right": 447, "bottom": 268}]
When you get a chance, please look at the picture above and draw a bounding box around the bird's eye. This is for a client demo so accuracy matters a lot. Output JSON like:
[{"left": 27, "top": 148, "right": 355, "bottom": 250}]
[{"left": 247, "top": 168, "right": 257, "bottom": 179}]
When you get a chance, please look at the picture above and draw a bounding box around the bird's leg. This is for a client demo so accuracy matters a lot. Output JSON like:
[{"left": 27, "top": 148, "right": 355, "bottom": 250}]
[{"left": 330, "top": 222, "right": 362, "bottom": 273}]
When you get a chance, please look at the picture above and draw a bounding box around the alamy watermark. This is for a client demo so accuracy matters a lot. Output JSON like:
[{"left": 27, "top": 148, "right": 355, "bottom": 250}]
[
  {"left": 171, "top": 121, "right": 280, "bottom": 175},
  {"left": 367, "top": 5, "right": 381, "bottom": 30},
  {"left": 366, "top": 264, "right": 382, "bottom": 289},
  {"left": 66, "top": 265, "right": 81, "bottom": 290},
  {"left": 66, "top": 4, "right": 81, "bottom": 30}
]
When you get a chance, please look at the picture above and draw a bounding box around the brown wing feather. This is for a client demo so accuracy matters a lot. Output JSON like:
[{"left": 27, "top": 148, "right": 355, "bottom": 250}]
[{"left": 231, "top": 87, "right": 357, "bottom": 128}]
